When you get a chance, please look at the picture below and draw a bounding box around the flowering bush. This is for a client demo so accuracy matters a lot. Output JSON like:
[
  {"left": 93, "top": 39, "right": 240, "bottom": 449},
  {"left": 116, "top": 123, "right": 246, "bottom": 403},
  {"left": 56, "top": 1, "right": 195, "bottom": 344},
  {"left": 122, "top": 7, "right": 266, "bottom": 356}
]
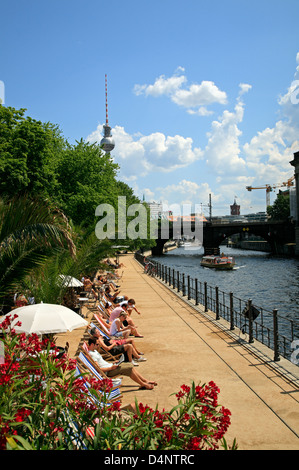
[{"left": 0, "top": 314, "right": 237, "bottom": 450}]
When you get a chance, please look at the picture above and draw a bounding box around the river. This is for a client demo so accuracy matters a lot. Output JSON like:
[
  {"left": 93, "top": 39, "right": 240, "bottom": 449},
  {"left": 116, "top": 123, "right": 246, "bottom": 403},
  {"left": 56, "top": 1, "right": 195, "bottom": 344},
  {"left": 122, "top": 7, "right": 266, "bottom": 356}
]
[{"left": 151, "top": 246, "right": 299, "bottom": 329}]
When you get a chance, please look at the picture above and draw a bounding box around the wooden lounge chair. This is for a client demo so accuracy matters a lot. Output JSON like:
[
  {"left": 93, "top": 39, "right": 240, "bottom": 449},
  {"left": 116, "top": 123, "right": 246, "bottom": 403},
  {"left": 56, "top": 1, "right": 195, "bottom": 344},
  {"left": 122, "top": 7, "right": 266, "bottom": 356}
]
[
  {"left": 88, "top": 324, "right": 123, "bottom": 361},
  {"left": 93, "top": 313, "right": 113, "bottom": 337},
  {"left": 77, "top": 350, "right": 122, "bottom": 397},
  {"left": 75, "top": 365, "right": 121, "bottom": 406}
]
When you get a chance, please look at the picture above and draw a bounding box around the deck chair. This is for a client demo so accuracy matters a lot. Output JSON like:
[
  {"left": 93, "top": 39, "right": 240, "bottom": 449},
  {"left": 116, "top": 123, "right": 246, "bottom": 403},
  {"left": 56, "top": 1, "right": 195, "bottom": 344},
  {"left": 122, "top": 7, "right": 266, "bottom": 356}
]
[
  {"left": 77, "top": 351, "right": 122, "bottom": 398},
  {"left": 98, "top": 301, "right": 111, "bottom": 319},
  {"left": 75, "top": 365, "right": 120, "bottom": 407},
  {"left": 97, "top": 303, "right": 109, "bottom": 319},
  {"left": 93, "top": 313, "right": 112, "bottom": 337},
  {"left": 89, "top": 321, "right": 110, "bottom": 340},
  {"left": 82, "top": 335, "right": 121, "bottom": 363},
  {"left": 88, "top": 323, "right": 123, "bottom": 361},
  {"left": 61, "top": 409, "right": 89, "bottom": 450}
]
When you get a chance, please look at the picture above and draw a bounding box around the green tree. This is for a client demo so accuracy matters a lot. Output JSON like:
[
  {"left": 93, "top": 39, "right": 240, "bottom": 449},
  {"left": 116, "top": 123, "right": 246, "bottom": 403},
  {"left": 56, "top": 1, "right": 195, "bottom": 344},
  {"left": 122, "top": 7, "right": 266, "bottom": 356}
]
[
  {"left": 55, "top": 139, "right": 119, "bottom": 227},
  {"left": 267, "top": 192, "right": 290, "bottom": 221},
  {"left": 0, "top": 105, "right": 66, "bottom": 198}
]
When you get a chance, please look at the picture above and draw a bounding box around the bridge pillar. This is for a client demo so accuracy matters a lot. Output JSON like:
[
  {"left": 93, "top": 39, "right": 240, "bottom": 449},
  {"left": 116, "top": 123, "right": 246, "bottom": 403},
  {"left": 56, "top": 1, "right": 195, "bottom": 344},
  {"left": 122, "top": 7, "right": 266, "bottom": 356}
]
[
  {"left": 290, "top": 151, "right": 299, "bottom": 256},
  {"left": 151, "top": 239, "right": 166, "bottom": 256}
]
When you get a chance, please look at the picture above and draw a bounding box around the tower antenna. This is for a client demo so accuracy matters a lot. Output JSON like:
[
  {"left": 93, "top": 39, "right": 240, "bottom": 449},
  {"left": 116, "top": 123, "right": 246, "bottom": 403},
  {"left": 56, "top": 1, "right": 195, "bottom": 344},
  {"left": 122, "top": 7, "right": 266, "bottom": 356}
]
[
  {"left": 100, "top": 74, "right": 115, "bottom": 154},
  {"left": 105, "top": 74, "right": 109, "bottom": 126}
]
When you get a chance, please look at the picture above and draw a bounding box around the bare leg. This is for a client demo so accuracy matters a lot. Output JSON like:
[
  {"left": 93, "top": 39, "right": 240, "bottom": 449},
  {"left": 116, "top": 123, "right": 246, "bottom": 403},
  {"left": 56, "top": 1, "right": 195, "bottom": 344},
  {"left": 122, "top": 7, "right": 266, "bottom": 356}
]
[
  {"left": 130, "top": 369, "right": 154, "bottom": 389},
  {"left": 126, "top": 319, "right": 143, "bottom": 337}
]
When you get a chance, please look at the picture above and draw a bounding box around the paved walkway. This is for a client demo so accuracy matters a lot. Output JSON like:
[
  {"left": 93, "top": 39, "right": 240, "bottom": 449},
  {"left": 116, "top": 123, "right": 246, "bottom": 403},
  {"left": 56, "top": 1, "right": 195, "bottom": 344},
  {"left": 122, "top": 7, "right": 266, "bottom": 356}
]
[{"left": 58, "top": 254, "right": 299, "bottom": 450}]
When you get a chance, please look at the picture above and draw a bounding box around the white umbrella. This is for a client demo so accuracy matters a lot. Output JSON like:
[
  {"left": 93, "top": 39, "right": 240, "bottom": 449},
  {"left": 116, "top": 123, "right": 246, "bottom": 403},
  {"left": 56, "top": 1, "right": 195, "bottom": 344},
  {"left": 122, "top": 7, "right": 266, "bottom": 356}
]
[
  {"left": 58, "top": 275, "right": 83, "bottom": 288},
  {"left": 4, "top": 303, "right": 88, "bottom": 335}
]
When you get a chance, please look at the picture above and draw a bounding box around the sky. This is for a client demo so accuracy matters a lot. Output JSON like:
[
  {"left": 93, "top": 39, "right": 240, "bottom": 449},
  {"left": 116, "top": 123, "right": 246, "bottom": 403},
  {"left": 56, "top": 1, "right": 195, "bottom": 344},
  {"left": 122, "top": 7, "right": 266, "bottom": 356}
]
[{"left": 1, "top": 0, "right": 299, "bottom": 217}]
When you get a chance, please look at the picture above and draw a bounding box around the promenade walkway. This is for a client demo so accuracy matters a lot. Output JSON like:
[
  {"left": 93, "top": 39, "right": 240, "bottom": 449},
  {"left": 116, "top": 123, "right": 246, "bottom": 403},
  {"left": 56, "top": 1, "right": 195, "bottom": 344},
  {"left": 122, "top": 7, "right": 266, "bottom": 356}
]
[{"left": 58, "top": 253, "right": 299, "bottom": 450}]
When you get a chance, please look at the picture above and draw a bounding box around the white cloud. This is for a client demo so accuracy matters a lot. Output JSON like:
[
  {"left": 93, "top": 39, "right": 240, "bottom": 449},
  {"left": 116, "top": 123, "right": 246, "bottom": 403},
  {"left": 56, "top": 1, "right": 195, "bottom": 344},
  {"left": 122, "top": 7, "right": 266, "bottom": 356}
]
[
  {"left": 243, "top": 53, "right": 299, "bottom": 186},
  {"left": 203, "top": 88, "right": 248, "bottom": 175},
  {"left": 87, "top": 124, "right": 203, "bottom": 180},
  {"left": 153, "top": 180, "right": 219, "bottom": 213},
  {"left": 134, "top": 69, "right": 227, "bottom": 115},
  {"left": 133, "top": 74, "right": 186, "bottom": 97},
  {"left": 171, "top": 81, "right": 227, "bottom": 108}
]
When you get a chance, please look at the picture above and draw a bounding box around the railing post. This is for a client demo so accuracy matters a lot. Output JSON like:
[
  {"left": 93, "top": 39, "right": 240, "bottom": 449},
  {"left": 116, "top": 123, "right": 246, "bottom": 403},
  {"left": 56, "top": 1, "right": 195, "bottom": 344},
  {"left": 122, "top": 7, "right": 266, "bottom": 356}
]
[
  {"left": 195, "top": 278, "right": 199, "bottom": 305},
  {"left": 172, "top": 269, "right": 175, "bottom": 288},
  {"left": 273, "top": 309, "right": 280, "bottom": 362},
  {"left": 215, "top": 286, "right": 220, "bottom": 320},
  {"left": 168, "top": 267, "right": 171, "bottom": 286},
  {"left": 248, "top": 299, "right": 254, "bottom": 344},
  {"left": 230, "top": 292, "right": 234, "bottom": 330},
  {"left": 177, "top": 271, "right": 180, "bottom": 292},
  {"left": 187, "top": 275, "right": 191, "bottom": 300},
  {"left": 182, "top": 273, "right": 185, "bottom": 296},
  {"left": 204, "top": 282, "right": 208, "bottom": 312}
]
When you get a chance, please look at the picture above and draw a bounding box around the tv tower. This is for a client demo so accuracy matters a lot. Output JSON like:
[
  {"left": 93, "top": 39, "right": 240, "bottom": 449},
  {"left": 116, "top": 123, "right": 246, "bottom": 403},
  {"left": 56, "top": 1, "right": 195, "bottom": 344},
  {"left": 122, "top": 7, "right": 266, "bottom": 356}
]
[{"left": 100, "top": 74, "right": 115, "bottom": 154}]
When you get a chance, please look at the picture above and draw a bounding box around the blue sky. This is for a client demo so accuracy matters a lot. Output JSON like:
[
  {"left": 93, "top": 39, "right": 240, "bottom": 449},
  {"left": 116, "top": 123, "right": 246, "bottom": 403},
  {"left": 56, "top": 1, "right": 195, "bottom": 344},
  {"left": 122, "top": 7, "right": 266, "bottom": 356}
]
[{"left": 1, "top": 0, "right": 299, "bottom": 216}]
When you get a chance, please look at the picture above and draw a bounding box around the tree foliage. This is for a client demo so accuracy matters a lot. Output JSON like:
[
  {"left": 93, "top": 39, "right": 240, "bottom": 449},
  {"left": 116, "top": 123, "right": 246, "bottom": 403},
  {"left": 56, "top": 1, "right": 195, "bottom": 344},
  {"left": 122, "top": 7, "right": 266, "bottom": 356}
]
[
  {"left": 267, "top": 192, "right": 290, "bottom": 221},
  {"left": 0, "top": 194, "right": 75, "bottom": 304},
  {"left": 0, "top": 105, "right": 154, "bottom": 250}
]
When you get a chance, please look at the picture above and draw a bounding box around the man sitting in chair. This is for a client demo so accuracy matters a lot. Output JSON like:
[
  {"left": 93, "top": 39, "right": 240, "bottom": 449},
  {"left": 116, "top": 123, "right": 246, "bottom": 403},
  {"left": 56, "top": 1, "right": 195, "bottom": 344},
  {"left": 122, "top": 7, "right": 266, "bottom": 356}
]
[{"left": 87, "top": 338, "right": 156, "bottom": 390}]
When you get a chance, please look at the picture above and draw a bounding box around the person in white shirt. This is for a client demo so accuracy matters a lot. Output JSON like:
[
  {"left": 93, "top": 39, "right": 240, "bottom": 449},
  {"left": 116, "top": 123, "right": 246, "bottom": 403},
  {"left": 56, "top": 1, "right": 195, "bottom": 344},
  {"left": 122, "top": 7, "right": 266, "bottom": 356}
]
[
  {"left": 110, "top": 312, "right": 143, "bottom": 338},
  {"left": 87, "top": 338, "right": 157, "bottom": 390}
]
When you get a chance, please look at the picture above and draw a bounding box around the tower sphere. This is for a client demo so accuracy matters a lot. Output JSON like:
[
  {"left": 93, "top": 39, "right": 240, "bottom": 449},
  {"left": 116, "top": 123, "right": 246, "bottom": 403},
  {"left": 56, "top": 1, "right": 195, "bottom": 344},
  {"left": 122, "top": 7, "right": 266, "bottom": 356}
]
[{"left": 100, "top": 123, "right": 115, "bottom": 153}]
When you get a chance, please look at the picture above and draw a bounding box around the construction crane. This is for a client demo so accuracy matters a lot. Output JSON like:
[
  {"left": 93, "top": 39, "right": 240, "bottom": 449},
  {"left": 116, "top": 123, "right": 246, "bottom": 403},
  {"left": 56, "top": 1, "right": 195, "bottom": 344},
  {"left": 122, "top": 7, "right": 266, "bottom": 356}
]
[{"left": 246, "top": 176, "right": 295, "bottom": 208}]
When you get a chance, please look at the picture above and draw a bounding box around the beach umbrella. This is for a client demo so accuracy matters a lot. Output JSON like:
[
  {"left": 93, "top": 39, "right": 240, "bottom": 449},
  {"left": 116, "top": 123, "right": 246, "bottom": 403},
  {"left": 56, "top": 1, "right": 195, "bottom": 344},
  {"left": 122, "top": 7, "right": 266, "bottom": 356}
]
[
  {"left": 3, "top": 303, "right": 88, "bottom": 335},
  {"left": 58, "top": 275, "right": 83, "bottom": 288}
]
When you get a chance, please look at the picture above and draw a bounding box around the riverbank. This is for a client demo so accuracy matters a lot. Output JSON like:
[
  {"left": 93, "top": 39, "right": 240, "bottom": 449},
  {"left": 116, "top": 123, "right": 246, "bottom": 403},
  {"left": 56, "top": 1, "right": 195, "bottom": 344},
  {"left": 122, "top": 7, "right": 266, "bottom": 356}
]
[{"left": 57, "top": 253, "right": 299, "bottom": 450}]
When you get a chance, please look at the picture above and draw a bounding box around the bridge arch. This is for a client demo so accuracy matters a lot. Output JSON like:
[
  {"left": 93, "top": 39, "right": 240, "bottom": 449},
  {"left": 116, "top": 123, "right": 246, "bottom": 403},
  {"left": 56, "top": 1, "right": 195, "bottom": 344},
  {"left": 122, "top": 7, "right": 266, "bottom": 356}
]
[{"left": 150, "top": 220, "right": 295, "bottom": 256}]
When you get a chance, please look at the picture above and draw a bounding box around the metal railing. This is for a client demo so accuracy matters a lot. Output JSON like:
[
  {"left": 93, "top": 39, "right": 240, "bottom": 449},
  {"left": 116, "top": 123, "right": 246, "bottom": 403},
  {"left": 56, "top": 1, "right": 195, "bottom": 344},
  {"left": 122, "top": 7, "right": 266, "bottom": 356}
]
[{"left": 135, "top": 252, "right": 299, "bottom": 364}]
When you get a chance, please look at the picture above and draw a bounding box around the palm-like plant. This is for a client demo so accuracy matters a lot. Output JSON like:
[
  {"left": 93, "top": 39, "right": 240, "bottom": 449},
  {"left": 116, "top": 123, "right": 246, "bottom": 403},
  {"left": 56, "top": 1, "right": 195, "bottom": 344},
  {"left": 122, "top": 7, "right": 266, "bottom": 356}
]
[
  {"left": 21, "top": 231, "right": 115, "bottom": 305},
  {"left": 0, "top": 195, "right": 76, "bottom": 304}
]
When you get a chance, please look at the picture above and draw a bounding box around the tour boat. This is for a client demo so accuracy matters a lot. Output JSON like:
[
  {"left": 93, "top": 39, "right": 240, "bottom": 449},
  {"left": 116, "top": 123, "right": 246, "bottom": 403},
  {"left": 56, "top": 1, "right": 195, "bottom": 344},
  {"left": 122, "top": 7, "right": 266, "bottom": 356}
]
[{"left": 200, "top": 255, "right": 235, "bottom": 270}]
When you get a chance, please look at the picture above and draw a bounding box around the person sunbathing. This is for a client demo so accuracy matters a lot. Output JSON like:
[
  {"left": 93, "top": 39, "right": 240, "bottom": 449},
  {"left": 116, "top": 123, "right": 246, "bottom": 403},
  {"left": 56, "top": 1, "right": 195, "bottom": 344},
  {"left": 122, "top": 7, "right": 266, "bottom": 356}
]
[
  {"left": 109, "top": 304, "right": 143, "bottom": 337},
  {"left": 87, "top": 338, "right": 156, "bottom": 390},
  {"left": 89, "top": 327, "right": 146, "bottom": 365},
  {"left": 110, "top": 312, "right": 143, "bottom": 338}
]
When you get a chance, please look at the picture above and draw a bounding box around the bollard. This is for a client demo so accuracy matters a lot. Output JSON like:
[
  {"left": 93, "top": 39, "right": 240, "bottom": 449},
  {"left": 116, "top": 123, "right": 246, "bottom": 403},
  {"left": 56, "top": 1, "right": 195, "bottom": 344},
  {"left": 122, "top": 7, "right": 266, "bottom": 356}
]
[{"left": 273, "top": 309, "right": 280, "bottom": 362}]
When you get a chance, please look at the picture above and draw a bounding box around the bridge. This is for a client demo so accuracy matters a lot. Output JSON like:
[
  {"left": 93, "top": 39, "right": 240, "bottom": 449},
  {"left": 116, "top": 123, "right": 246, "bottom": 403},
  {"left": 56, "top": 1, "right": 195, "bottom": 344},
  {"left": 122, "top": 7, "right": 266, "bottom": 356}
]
[{"left": 151, "top": 219, "right": 295, "bottom": 256}]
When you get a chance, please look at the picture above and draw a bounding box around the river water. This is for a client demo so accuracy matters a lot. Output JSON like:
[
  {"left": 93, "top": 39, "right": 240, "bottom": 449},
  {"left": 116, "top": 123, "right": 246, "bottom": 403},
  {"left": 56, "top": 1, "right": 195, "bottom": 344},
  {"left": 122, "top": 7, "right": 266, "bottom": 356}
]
[{"left": 151, "top": 246, "right": 299, "bottom": 330}]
